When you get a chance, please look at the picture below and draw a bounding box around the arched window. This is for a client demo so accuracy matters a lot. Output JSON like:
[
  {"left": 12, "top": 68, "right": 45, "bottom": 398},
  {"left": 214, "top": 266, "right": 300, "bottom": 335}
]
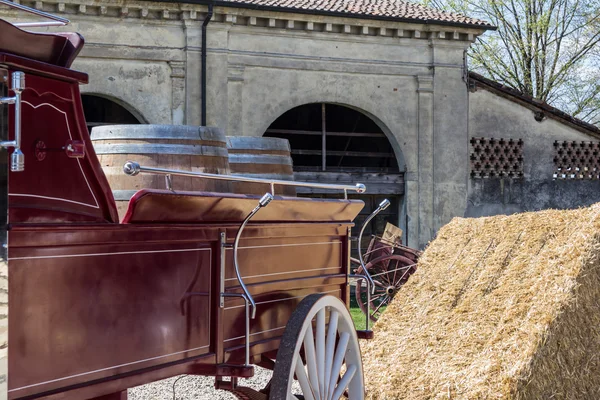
[
  {"left": 265, "top": 103, "right": 405, "bottom": 247},
  {"left": 81, "top": 94, "right": 143, "bottom": 132}
]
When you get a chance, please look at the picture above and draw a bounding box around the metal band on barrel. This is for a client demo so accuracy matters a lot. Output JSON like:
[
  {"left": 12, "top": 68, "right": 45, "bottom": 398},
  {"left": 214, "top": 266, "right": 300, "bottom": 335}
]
[
  {"left": 94, "top": 144, "right": 228, "bottom": 157},
  {"left": 231, "top": 173, "right": 294, "bottom": 180},
  {"left": 226, "top": 136, "right": 291, "bottom": 152},
  {"left": 229, "top": 154, "right": 293, "bottom": 165},
  {"left": 90, "top": 125, "right": 225, "bottom": 141}
]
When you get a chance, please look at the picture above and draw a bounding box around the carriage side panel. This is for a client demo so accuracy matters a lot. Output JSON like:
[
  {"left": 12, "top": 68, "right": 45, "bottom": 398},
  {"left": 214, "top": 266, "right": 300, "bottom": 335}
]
[
  {"left": 8, "top": 227, "right": 214, "bottom": 399},
  {"left": 220, "top": 223, "right": 352, "bottom": 362}
]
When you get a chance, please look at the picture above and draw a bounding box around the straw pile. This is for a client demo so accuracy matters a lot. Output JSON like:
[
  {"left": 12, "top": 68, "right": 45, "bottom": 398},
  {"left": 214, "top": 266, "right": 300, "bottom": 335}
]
[{"left": 362, "top": 204, "right": 600, "bottom": 399}]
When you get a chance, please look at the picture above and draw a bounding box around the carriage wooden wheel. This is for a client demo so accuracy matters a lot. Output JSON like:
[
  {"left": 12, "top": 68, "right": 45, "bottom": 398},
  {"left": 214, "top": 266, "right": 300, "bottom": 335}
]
[
  {"left": 353, "top": 254, "right": 417, "bottom": 322},
  {"left": 270, "top": 294, "right": 364, "bottom": 400}
]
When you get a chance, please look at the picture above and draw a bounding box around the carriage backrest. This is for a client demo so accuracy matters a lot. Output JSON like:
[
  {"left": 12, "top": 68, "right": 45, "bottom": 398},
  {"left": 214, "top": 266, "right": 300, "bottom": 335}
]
[
  {"left": 122, "top": 189, "right": 364, "bottom": 224},
  {"left": 1, "top": 20, "right": 119, "bottom": 223}
]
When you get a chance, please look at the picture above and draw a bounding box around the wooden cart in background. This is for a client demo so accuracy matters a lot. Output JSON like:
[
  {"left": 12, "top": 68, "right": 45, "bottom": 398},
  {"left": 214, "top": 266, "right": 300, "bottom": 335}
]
[{"left": 352, "top": 220, "right": 421, "bottom": 323}]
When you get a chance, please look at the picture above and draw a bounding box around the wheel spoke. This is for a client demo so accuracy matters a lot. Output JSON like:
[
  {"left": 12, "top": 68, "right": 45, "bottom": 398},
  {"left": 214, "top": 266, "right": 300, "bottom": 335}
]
[
  {"left": 316, "top": 308, "right": 326, "bottom": 398},
  {"left": 270, "top": 295, "right": 364, "bottom": 400},
  {"left": 371, "top": 267, "right": 409, "bottom": 279},
  {"left": 370, "top": 293, "right": 386, "bottom": 302},
  {"left": 324, "top": 310, "right": 339, "bottom": 400},
  {"left": 327, "top": 332, "right": 350, "bottom": 400},
  {"left": 330, "top": 364, "right": 357, "bottom": 400},
  {"left": 379, "top": 273, "right": 392, "bottom": 286},
  {"left": 303, "top": 325, "right": 321, "bottom": 399},
  {"left": 372, "top": 287, "right": 387, "bottom": 295},
  {"left": 372, "top": 298, "right": 387, "bottom": 315},
  {"left": 295, "top": 358, "right": 317, "bottom": 400},
  {"left": 396, "top": 268, "right": 412, "bottom": 286}
]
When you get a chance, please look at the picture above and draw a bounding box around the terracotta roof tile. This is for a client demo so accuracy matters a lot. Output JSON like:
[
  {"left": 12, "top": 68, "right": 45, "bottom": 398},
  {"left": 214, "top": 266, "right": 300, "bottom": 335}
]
[{"left": 218, "top": 0, "right": 494, "bottom": 28}]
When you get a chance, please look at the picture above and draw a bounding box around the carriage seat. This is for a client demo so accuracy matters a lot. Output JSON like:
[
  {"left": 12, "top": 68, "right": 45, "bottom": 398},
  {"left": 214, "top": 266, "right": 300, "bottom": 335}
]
[
  {"left": 0, "top": 19, "right": 84, "bottom": 68},
  {"left": 121, "top": 189, "right": 364, "bottom": 224}
]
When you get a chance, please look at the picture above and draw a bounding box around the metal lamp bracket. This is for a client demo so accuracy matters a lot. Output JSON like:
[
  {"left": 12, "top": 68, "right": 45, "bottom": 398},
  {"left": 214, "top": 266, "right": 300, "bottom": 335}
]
[{"left": 219, "top": 193, "right": 274, "bottom": 366}]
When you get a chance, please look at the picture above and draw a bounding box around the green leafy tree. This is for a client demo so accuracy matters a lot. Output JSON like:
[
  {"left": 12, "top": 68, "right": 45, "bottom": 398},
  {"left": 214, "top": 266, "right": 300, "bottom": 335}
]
[{"left": 424, "top": 0, "right": 600, "bottom": 125}]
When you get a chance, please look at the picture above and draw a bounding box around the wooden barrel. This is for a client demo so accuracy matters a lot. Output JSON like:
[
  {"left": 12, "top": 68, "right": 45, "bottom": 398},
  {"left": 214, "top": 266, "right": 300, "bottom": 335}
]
[
  {"left": 226, "top": 136, "right": 296, "bottom": 196},
  {"left": 91, "top": 125, "right": 231, "bottom": 218}
]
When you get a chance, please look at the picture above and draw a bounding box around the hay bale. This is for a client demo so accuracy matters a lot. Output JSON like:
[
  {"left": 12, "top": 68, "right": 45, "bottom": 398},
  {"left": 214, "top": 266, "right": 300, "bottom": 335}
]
[{"left": 362, "top": 204, "right": 600, "bottom": 399}]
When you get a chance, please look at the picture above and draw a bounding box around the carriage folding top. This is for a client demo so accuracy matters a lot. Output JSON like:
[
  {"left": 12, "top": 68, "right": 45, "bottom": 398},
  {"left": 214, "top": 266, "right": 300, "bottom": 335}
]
[{"left": 0, "top": 5, "right": 390, "bottom": 399}]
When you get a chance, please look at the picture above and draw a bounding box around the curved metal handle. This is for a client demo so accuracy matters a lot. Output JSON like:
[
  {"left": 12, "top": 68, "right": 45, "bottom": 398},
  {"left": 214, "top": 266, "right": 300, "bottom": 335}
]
[
  {"left": 233, "top": 193, "right": 274, "bottom": 319},
  {"left": 0, "top": 71, "right": 26, "bottom": 172},
  {"left": 357, "top": 199, "right": 391, "bottom": 294}
]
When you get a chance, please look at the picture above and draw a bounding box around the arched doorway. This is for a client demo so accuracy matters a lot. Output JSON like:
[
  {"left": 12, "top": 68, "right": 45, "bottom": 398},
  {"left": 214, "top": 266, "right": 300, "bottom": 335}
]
[
  {"left": 81, "top": 94, "right": 143, "bottom": 132},
  {"left": 265, "top": 103, "right": 405, "bottom": 249}
]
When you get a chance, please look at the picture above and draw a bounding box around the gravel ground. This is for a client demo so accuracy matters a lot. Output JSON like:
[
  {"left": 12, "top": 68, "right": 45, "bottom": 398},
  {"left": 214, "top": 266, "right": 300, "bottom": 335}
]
[{"left": 128, "top": 367, "right": 273, "bottom": 400}]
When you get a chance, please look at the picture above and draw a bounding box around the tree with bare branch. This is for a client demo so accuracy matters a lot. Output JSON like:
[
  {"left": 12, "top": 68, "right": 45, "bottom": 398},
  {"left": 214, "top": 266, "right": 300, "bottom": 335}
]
[{"left": 423, "top": 0, "right": 600, "bottom": 125}]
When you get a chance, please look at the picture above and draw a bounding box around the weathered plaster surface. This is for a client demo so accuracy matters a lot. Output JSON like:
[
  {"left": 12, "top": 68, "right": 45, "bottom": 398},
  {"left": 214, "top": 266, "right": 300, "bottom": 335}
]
[
  {"left": 467, "top": 90, "right": 600, "bottom": 217},
  {"left": 1, "top": 0, "right": 486, "bottom": 247}
]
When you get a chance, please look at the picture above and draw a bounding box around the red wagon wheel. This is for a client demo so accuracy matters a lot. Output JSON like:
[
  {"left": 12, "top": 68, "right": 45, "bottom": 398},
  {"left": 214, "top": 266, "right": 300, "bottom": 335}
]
[{"left": 353, "top": 254, "right": 417, "bottom": 322}]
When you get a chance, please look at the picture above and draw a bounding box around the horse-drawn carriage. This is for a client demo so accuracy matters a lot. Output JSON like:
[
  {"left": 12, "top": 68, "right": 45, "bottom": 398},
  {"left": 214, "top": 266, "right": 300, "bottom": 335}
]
[{"left": 0, "top": 4, "right": 396, "bottom": 399}]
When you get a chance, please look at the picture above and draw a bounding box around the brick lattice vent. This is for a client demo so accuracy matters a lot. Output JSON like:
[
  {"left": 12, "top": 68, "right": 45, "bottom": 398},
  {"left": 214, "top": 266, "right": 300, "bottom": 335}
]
[
  {"left": 470, "top": 137, "right": 524, "bottom": 178},
  {"left": 553, "top": 141, "right": 600, "bottom": 180}
]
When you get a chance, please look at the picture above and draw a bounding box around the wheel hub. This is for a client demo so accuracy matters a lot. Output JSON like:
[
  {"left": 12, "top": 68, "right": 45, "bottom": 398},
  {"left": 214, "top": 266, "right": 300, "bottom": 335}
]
[{"left": 386, "top": 286, "right": 396, "bottom": 296}]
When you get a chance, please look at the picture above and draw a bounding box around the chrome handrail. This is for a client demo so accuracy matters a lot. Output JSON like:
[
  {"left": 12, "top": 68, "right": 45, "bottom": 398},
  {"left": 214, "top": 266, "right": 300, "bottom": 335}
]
[
  {"left": 13, "top": 21, "right": 67, "bottom": 27},
  {"left": 123, "top": 161, "right": 366, "bottom": 199},
  {"left": 357, "top": 199, "right": 391, "bottom": 294},
  {"left": 0, "top": 0, "right": 69, "bottom": 26}
]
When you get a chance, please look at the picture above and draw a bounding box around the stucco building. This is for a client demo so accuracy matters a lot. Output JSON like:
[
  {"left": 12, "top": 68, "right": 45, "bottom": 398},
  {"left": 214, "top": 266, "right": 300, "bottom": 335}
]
[{"left": 2, "top": 0, "right": 598, "bottom": 248}]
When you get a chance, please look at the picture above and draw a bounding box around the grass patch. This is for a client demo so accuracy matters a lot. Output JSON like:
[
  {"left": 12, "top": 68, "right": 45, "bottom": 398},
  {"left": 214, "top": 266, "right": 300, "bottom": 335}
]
[
  {"left": 349, "top": 289, "right": 387, "bottom": 329},
  {"left": 350, "top": 306, "right": 367, "bottom": 329}
]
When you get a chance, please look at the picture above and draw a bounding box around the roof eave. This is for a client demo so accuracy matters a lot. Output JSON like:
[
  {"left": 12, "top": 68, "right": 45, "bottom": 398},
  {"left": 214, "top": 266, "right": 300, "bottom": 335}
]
[
  {"left": 154, "top": 0, "right": 497, "bottom": 31},
  {"left": 469, "top": 72, "right": 600, "bottom": 139}
]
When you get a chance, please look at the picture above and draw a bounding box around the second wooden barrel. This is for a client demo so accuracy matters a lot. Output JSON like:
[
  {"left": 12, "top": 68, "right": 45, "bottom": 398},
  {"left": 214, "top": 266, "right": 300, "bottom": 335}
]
[
  {"left": 226, "top": 136, "right": 296, "bottom": 196},
  {"left": 91, "top": 124, "right": 231, "bottom": 217}
]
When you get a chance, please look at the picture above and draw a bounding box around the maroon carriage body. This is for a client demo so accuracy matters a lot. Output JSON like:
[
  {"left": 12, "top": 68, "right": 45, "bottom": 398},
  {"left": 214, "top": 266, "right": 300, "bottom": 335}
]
[{"left": 1, "top": 20, "right": 364, "bottom": 400}]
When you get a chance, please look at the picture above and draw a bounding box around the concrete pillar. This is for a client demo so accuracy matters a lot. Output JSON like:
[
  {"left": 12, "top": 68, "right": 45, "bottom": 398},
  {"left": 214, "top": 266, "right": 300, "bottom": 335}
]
[
  {"left": 169, "top": 61, "right": 186, "bottom": 125},
  {"left": 227, "top": 65, "right": 245, "bottom": 136},
  {"left": 416, "top": 75, "right": 435, "bottom": 248},
  {"left": 431, "top": 43, "right": 470, "bottom": 229},
  {"left": 404, "top": 173, "right": 419, "bottom": 248},
  {"left": 205, "top": 26, "right": 230, "bottom": 130},
  {"left": 184, "top": 19, "right": 202, "bottom": 126}
]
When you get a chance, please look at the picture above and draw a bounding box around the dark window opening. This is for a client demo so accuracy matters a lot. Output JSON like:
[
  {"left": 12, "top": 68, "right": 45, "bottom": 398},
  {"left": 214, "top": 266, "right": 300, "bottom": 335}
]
[
  {"left": 81, "top": 95, "right": 141, "bottom": 133},
  {"left": 265, "top": 103, "right": 399, "bottom": 172},
  {"left": 265, "top": 103, "right": 404, "bottom": 251}
]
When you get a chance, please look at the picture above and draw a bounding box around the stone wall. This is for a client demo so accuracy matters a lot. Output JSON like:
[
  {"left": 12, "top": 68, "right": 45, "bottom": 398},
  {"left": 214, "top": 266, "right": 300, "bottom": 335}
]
[
  {"left": 0, "top": 0, "right": 487, "bottom": 247},
  {"left": 467, "top": 88, "right": 600, "bottom": 218}
]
